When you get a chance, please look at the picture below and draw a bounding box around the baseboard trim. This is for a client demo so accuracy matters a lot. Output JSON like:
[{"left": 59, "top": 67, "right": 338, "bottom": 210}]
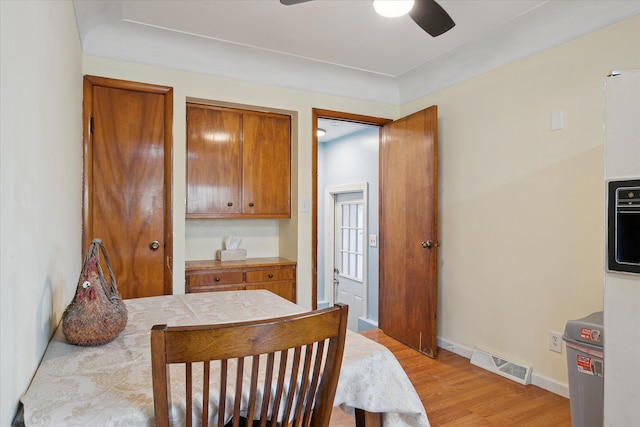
[
  {"left": 318, "top": 315, "right": 571, "bottom": 398},
  {"left": 531, "top": 373, "right": 570, "bottom": 398},
  {"left": 437, "top": 337, "right": 569, "bottom": 398},
  {"left": 357, "top": 317, "right": 378, "bottom": 331},
  {"left": 437, "top": 337, "right": 474, "bottom": 359}
]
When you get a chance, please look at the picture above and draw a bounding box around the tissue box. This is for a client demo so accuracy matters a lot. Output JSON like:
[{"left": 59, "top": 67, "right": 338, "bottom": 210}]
[{"left": 216, "top": 249, "right": 247, "bottom": 262}]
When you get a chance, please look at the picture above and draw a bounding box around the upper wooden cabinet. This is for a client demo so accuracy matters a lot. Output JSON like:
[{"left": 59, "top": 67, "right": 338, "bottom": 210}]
[{"left": 186, "top": 104, "right": 291, "bottom": 218}]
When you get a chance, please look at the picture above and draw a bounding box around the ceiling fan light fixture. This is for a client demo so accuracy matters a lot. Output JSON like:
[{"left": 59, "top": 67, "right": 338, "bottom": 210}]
[{"left": 373, "top": 0, "right": 415, "bottom": 18}]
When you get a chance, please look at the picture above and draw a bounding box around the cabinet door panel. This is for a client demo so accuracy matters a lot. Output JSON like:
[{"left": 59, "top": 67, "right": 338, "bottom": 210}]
[
  {"left": 186, "top": 105, "right": 242, "bottom": 215},
  {"left": 242, "top": 113, "right": 291, "bottom": 216}
]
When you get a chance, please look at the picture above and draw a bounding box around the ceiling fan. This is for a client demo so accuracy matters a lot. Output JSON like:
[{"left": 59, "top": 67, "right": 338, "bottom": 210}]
[{"left": 279, "top": 0, "right": 455, "bottom": 37}]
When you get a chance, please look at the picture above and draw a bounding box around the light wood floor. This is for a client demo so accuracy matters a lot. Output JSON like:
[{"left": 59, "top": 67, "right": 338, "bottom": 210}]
[{"left": 330, "top": 329, "right": 571, "bottom": 426}]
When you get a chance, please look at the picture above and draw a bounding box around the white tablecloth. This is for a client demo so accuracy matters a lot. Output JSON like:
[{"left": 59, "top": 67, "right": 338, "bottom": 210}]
[{"left": 20, "top": 290, "right": 429, "bottom": 426}]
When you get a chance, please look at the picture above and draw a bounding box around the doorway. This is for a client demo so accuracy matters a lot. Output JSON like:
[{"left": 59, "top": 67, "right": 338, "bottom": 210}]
[
  {"left": 312, "top": 109, "right": 389, "bottom": 327},
  {"left": 312, "top": 106, "right": 439, "bottom": 357},
  {"left": 324, "top": 184, "right": 368, "bottom": 331}
]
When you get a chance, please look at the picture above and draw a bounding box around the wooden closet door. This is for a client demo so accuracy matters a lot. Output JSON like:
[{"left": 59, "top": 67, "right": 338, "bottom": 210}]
[
  {"left": 379, "top": 106, "right": 439, "bottom": 358},
  {"left": 242, "top": 112, "right": 291, "bottom": 217},
  {"left": 83, "top": 76, "right": 173, "bottom": 299}
]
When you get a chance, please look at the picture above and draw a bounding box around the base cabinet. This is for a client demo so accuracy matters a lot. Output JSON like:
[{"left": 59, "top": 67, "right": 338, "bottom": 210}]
[{"left": 185, "top": 257, "right": 296, "bottom": 303}]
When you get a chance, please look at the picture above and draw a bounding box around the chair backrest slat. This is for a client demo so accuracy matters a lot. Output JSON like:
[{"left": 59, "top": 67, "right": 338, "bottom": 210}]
[
  {"left": 259, "top": 352, "right": 275, "bottom": 425},
  {"left": 203, "top": 361, "right": 210, "bottom": 427},
  {"left": 218, "top": 360, "right": 228, "bottom": 427},
  {"left": 246, "top": 355, "right": 260, "bottom": 421},
  {"left": 186, "top": 363, "right": 193, "bottom": 427},
  {"left": 302, "top": 341, "right": 325, "bottom": 427},
  {"left": 282, "top": 346, "right": 301, "bottom": 424},
  {"left": 232, "top": 357, "right": 244, "bottom": 427},
  {"left": 293, "top": 344, "right": 314, "bottom": 425},
  {"left": 269, "top": 350, "right": 289, "bottom": 427},
  {"left": 151, "top": 304, "right": 348, "bottom": 427}
]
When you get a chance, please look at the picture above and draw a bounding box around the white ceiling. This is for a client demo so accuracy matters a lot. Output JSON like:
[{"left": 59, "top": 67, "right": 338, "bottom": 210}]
[
  {"left": 73, "top": 0, "right": 639, "bottom": 105},
  {"left": 317, "top": 118, "right": 377, "bottom": 143}
]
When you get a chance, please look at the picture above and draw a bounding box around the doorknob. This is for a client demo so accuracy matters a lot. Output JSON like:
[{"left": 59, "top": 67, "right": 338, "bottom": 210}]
[
  {"left": 149, "top": 240, "right": 160, "bottom": 251},
  {"left": 421, "top": 240, "right": 439, "bottom": 249}
]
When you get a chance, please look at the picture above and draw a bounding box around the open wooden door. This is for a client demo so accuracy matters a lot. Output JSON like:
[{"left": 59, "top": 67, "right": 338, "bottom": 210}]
[
  {"left": 379, "top": 106, "right": 439, "bottom": 358},
  {"left": 83, "top": 76, "right": 173, "bottom": 299}
]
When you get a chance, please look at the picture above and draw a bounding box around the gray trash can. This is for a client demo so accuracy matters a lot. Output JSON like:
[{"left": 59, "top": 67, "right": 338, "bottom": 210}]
[{"left": 563, "top": 311, "right": 604, "bottom": 427}]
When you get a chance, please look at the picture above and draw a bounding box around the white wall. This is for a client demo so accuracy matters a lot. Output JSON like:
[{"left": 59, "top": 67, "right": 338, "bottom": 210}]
[
  {"left": 402, "top": 16, "right": 639, "bottom": 396},
  {"left": 0, "top": 1, "right": 83, "bottom": 424},
  {"left": 603, "top": 70, "right": 640, "bottom": 427},
  {"left": 185, "top": 219, "right": 282, "bottom": 261}
]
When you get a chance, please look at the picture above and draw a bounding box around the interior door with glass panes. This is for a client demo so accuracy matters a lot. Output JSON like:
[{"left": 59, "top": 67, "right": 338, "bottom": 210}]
[{"left": 334, "top": 191, "right": 366, "bottom": 331}]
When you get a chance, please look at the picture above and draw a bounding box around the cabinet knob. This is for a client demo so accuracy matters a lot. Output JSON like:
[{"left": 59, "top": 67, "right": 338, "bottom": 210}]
[
  {"left": 248, "top": 202, "right": 255, "bottom": 207},
  {"left": 227, "top": 202, "right": 233, "bottom": 207},
  {"left": 149, "top": 240, "right": 160, "bottom": 251},
  {"left": 268, "top": 273, "right": 274, "bottom": 279},
  {"left": 215, "top": 277, "right": 220, "bottom": 282}
]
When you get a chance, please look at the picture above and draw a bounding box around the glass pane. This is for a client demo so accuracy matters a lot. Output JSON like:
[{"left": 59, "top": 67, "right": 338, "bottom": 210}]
[
  {"left": 350, "top": 229, "right": 356, "bottom": 252},
  {"left": 357, "top": 254, "right": 363, "bottom": 279},
  {"left": 342, "top": 204, "right": 349, "bottom": 226},
  {"left": 349, "top": 204, "right": 357, "bottom": 228},
  {"left": 357, "top": 229, "right": 363, "bottom": 252},
  {"left": 357, "top": 204, "right": 363, "bottom": 227},
  {"left": 345, "top": 256, "right": 350, "bottom": 277},
  {"left": 349, "top": 253, "right": 356, "bottom": 276},
  {"left": 342, "top": 228, "right": 349, "bottom": 249}
]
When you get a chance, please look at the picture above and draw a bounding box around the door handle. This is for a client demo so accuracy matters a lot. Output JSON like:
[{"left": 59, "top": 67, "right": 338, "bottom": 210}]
[
  {"left": 421, "top": 240, "right": 440, "bottom": 249},
  {"left": 149, "top": 240, "right": 160, "bottom": 251}
]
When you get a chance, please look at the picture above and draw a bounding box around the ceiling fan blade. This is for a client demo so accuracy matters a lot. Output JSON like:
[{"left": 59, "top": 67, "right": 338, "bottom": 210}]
[
  {"left": 280, "top": 0, "right": 314, "bottom": 5},
  {"left": 409, "top": 0, "right": 455, "bottom": 37}
]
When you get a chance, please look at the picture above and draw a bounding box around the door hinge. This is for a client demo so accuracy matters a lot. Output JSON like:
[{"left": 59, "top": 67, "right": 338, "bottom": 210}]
[{"left": 90, "top": 117, "right": 94, "bottom": 133}]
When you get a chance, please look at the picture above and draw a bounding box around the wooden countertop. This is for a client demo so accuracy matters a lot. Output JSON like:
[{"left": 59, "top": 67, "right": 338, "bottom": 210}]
[{"left": 185, "top": 257, "right": 296, "bottom": 271}]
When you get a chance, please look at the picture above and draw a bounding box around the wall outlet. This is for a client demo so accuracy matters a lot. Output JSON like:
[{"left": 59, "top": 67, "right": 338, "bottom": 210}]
[{"left": 549, "top": 331, "right": 563, "bottom": 353}]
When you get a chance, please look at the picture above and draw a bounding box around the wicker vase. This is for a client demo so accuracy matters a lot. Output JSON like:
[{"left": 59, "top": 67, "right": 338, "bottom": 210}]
[{"left": 62, "top": 239, "right": 128, "bottom": 346}]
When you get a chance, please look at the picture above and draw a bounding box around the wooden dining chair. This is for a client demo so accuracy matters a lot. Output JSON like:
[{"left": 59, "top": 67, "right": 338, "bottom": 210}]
[{"left": 150, "top": 304, "right": 348, "bottom": 427}]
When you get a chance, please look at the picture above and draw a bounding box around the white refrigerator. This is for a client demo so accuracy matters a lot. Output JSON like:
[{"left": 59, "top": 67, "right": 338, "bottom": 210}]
[{"left": 603, "top": 69, "right": 640, "bottom": 427}]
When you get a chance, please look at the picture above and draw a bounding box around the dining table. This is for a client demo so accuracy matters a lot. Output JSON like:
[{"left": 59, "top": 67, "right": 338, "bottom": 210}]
[{"left": 18, "top": 290, "right": 429, "bottom": 426}]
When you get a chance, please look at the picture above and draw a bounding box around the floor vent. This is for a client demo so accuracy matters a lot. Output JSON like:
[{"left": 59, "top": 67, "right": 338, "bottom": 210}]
[{"left": 470, "top": 347, "right": 532, "bottom": 385}]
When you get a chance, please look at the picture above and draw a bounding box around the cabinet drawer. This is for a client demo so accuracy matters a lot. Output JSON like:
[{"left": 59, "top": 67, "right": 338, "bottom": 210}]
[
  {"left": 245, "top": 268, "right": 294, "bottom": 283},
  {"left": 188, "top": 271, "right": 243, "bottom": 287}
]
